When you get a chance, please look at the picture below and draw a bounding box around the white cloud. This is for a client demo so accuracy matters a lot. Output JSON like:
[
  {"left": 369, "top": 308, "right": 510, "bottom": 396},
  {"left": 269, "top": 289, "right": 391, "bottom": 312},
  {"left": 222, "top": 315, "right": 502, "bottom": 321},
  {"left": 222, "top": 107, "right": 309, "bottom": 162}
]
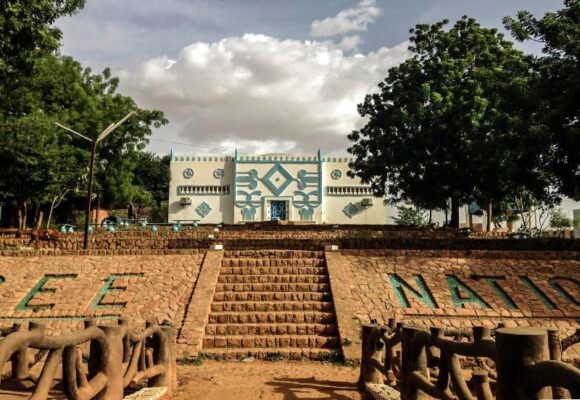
[
  {"left": 310, "top": 0, "right": 381, "bottom": 38},
  {"left": 120, "top": 34, "right": 408, "bottom": 155}
]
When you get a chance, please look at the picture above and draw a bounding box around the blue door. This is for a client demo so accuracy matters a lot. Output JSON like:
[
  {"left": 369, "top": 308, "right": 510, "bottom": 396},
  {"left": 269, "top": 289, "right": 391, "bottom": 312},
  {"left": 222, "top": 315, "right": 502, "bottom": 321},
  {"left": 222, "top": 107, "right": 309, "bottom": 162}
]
[{"left": 270, "top": 201, "right": 287, "bottom": 220}]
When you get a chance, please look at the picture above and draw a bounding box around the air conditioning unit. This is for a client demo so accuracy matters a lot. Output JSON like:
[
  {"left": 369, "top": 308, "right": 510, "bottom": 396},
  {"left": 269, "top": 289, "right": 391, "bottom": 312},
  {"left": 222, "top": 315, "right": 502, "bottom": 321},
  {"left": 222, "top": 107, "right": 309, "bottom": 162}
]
[
  {"left": 361, "top": 198, "right": 373, "bottom": 207},
  {"left": 179, "top": 197, "right": 192, "bottom": 206}
]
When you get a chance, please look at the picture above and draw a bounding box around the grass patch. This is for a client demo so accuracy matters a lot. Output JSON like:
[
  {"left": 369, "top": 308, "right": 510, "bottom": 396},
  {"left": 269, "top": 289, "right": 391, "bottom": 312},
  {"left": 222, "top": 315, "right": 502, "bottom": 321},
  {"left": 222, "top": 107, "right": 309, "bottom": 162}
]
[
  {"left": 263, "top": 352, "right": 288, "bottom": 362},
  {"left": 177, "top": 353, "right": 224, "bottom": 365}
]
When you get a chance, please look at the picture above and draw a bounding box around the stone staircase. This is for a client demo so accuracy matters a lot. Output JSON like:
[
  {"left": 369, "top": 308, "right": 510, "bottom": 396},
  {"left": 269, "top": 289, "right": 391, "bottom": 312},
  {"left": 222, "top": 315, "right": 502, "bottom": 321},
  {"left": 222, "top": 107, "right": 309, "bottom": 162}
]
[{"left": 202, "top": 250, "right": 341, "bottom": 359}]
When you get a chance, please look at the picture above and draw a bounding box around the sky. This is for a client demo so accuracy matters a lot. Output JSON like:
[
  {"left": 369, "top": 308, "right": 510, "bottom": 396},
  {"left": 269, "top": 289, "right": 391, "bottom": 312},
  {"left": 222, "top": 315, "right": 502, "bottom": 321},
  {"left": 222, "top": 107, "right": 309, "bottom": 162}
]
[{"left": 56, "top": 0, "right": 561, "bottom": 156}]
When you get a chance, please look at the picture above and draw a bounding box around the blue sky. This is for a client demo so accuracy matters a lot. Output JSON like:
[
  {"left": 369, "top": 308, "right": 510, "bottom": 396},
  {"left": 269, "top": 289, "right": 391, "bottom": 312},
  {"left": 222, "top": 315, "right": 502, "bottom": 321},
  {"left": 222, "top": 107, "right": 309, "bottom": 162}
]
[{"left": 56, "top": 0, "right": 561, "bottom": 155}]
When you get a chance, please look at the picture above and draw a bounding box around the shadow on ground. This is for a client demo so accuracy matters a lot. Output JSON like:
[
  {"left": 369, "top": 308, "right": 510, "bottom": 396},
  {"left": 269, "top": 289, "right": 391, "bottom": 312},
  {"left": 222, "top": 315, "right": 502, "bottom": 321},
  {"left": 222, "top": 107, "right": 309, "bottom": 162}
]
[{"left": 266, "top": 377, "right": 369, "bottom": 400}]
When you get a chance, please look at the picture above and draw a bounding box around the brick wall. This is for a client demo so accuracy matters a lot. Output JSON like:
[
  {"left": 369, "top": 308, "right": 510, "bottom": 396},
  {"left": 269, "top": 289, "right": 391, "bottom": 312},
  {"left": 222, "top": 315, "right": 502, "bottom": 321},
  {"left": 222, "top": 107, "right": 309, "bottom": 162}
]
[
  {"left": 0, "top": 254, "right": 205, "bottom": 336},
  {"left": 327, "top": 250, "right": 580, "bottom": 361},
  {"left": 1, "top": 227, "right": 578, "bottom": 253}
]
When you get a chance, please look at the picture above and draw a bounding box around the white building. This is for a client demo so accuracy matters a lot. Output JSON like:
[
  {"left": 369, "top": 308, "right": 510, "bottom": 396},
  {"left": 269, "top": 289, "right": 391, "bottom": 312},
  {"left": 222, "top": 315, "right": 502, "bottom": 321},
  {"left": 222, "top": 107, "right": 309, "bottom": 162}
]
[{"left": 168, "top": 150, "right": 388, "bottom": 224}]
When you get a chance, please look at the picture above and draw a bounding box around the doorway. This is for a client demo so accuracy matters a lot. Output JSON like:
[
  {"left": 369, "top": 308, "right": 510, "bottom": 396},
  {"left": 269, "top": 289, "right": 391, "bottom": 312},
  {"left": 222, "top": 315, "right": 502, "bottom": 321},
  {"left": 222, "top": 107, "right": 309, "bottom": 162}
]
[{"left": 270, "top": 200, "right": 287, "bottom": 221}]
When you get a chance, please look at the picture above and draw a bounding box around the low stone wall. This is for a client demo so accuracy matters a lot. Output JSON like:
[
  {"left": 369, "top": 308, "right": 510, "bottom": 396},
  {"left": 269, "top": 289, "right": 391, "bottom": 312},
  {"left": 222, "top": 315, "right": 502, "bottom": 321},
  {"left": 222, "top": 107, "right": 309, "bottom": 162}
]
[
  {"left": 1, "top": 227, "right": 578, "bottom": 254},
  {"left": 0, "top": 254, "right": 205, "bottom": 338},
  {"left": 326, "top": 249, "right": 580, "bottom": 361}
]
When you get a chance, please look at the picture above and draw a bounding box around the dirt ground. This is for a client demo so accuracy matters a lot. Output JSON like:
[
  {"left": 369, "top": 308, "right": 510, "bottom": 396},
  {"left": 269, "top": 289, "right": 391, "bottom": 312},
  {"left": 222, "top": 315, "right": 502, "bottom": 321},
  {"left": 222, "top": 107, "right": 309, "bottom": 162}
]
[{"left": 170, "top": 360, "right": 368, "bottom": 400}]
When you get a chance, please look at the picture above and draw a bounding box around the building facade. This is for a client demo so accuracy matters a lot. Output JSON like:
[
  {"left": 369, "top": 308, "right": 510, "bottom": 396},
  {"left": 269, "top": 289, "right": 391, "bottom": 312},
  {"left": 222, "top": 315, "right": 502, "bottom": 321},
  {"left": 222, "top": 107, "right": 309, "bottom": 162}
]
[{"left": 168, "top": 151, "right": 388, "bottom": 224}]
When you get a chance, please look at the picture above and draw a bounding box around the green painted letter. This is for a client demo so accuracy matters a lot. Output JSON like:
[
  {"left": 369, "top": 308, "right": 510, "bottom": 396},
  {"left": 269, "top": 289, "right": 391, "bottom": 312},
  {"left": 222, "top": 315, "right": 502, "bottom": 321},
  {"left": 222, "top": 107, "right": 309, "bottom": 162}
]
[
  {"left": 548, "top": 277, "right": 579, "bottom": 306},
  {"left": 519, "top": 276, "right": 557, "bottom": 310},
  {"left": 388, "top": 274, "right": 438, "bottom": 309},
  {"left": 446, "top": 275, "right": 491, "bottom": 309},
  {"left": 16, "top": 274, "right": 77, "bottom": 311},
  {"left": 91, "top": 273, "right": 143, "bottom": 309}
]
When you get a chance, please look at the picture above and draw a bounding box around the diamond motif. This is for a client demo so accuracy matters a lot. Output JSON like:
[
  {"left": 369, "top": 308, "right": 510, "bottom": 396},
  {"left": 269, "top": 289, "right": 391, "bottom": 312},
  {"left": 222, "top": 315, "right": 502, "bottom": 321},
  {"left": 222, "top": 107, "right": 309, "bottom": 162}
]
[
  {"left": 343, "top": 202, "right": 359, "bottom": 218},
  {"left": 261, "top": 163, "right": 294, "bottom": 196},
  {"left": 195, "top": 201, "right": 212, "bottom": 218}
]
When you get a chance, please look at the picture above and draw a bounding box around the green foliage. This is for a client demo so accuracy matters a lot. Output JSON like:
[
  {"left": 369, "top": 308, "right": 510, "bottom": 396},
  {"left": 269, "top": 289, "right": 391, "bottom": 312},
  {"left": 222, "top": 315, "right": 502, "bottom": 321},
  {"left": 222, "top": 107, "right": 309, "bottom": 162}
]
[
  {"left": 132, "top": 153, "right": 170, "bottom": 204},
  {"left": 550, "top": 208, "right": 572, "bottom": 229},
  {"left": 392, "top": 205, "right": 428, "bottom": 225},
  {"left": 348, "top": 17, "right": 544, "bottom": 228},
  {"left": 504, "top": 1, "right": 580, "bottom": 200},
  {"left": 0, "top": 0, "right": 85, "bottom": 77}
]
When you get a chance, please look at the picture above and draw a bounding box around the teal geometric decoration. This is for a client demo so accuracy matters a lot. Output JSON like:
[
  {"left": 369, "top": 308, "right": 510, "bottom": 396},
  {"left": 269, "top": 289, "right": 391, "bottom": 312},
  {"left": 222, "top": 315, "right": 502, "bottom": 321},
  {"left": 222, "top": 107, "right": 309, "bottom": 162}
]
[
  {"left": 446, "top": 275, "right": 491, "bottom": 309},
  {"left": 388, "top": 274, "right": 438, "bottom": 309},
  {"left": 241, "top": 207, "right": 256, "bottom": 221},
  {"left": 151, "top": 225, "right": 158, "bottom": 232},
  {"left": 331, "top": 169, "right": 342, "bottom": 180},
  {"left": 299, "top": 207, "right": 314, "bottom": 221},
  {"left": 343, "top": 202, "right": 359, "bottom": 218},
  {"left": 183, "top": 168, "right": 194, "bottom": 179},
  {"left": 196, "top": 201, "right": 212, "bottom": 218},
  {"left": 213, "top": 168, "right": 225, "bottom": 179},
  {"left": 172, "top": 224, "right": 180, "bottom": 232},
  {"left": 261, "top": 163, "right": 294, "bottom": 196}
]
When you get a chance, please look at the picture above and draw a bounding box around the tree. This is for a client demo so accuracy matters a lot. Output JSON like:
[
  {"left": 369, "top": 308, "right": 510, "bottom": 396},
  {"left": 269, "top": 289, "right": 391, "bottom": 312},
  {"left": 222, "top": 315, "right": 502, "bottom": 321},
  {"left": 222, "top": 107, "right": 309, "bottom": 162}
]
[
  {"left": 132, "top": 152, "right": 170, "bottom": 205},
  {"left": 504, "top": 1, "right": 580, "bottom": 200},
  {"left": 550, "top": 208, "right": 572, "bottom": 232},
  {"left": 348, "top": 17, "right": 543, "bottom": 228},
  {"left": 0, "top": 55, "right": 167, "bottom": 230},
  {"left": 0, "top": 0, "right": 85, "bottom": 77},
  {"left": 391, "top": 204, "right": 428, "bottom": 225}
]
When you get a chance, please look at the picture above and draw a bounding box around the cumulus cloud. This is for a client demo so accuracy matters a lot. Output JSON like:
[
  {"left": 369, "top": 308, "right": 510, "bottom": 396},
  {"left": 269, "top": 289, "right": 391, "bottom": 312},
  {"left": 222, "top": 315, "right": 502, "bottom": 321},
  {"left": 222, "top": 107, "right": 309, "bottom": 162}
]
[
  {"left": 310, "top": 0, "right": 381, "bottom": 38},
  {"left": 120, "top": 34, "right": 408, "bottom": 155}
]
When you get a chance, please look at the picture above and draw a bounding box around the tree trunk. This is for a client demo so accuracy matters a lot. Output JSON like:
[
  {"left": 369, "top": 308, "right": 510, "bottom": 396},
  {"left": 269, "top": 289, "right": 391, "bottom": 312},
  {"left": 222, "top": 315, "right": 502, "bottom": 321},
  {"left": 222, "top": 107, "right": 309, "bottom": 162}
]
[
  {"left": 47, "top": 196, "right": 57, "bottom": 229},
  {"left": 450, "top": 197, "right": 460, "bottom": 229},
  {"left": 486, "top": 200, "right": 493, "bottom": 232},
  {"left": 36, "top": 211, "right": 43, "bottom": 229},
  {"left": 17, "top": 200, "right": 28, "bottom": 234}
]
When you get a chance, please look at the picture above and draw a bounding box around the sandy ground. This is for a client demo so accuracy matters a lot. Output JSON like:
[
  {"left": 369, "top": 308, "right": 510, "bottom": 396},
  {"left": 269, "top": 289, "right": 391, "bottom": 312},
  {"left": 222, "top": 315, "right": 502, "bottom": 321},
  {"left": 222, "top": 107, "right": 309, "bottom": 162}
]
[{"left": 170, "top": 360, "right": 368, "bottom": 400}]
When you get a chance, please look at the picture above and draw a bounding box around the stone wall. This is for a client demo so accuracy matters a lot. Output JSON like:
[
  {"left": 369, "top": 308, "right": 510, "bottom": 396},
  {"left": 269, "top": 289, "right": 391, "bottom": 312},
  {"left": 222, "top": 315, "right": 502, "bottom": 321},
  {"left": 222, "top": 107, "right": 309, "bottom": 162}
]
[
  {"left": 1, "top": 226, "right": 578, "bottom": 253},
  {"left": 327, "top": 249, "right": 580, "bottom": 361},
  {"left": 0, "top": 254, "right": 205, "bottom": 336}
]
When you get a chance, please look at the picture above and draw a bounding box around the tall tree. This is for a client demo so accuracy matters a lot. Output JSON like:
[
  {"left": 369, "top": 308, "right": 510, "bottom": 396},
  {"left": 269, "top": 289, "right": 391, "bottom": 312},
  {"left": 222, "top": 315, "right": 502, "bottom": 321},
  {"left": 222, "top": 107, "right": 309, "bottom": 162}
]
[
  {"left": 0, "top": 55, "right": 167, "bottom": 229},
  {"left": 504, "top": 0, "right": 580, "bottom": 200},
  {"left": 348, "top": 17, "right": 542, "bottom": 228}
]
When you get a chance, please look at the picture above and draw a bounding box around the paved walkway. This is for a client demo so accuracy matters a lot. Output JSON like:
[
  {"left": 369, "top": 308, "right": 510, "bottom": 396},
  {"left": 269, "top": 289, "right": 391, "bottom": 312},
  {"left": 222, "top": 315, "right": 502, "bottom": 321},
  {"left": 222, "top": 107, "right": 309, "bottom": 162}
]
[{"left": 169, "top": 360, "right": 368, "bottom": 400}]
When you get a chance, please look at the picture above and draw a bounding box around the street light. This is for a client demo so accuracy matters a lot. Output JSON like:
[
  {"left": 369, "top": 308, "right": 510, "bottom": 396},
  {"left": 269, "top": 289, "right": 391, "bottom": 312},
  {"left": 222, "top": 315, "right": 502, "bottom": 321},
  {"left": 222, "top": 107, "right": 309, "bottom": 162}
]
[{"left": 55, "top": 112, "right": 135, "bottom": 249}]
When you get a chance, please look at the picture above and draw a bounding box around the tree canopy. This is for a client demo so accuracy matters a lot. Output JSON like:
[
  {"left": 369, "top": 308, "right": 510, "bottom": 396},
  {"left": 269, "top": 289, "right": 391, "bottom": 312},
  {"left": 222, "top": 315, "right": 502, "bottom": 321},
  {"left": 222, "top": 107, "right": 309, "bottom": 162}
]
[
  {"left": 348, "top": 17, "right": 543, "bottom": 228},
  {"left": 504, "top": 0, "right": 580, "bottom": 200},
  {"left": 0, "top": 1, "right": 169, "bottom": 229}
]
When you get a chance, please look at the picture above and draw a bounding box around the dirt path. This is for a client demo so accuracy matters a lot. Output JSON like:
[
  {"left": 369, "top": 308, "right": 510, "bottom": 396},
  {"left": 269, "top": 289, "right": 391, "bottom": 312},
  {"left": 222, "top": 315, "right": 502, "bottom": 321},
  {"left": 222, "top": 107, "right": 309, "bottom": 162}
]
[{"left": 170, "top": 360, "right": 368, "bottom": 400}]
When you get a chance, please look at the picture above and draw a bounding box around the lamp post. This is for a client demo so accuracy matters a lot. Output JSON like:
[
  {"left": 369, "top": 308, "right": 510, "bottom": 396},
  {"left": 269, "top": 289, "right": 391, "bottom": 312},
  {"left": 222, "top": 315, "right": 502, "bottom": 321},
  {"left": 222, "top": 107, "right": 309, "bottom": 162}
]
[{"left": 55, "top": 112, "right": 135, "bottom": 249}]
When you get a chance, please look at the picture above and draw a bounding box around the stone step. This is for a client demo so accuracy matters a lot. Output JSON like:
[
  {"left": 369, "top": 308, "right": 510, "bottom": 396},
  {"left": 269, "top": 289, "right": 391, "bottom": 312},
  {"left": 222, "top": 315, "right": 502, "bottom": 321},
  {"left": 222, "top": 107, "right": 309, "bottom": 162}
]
[
  {"left": 203, "top": 335, "right": 340, "bottom": 349},
  {"left": 201, "top": 347, "right": 340, "bottom": 361},
  {"left": 210, "top": 301, "right": 334, "bottom": 313},
  {"left": 205, "top": 322, "right": 338, "bottom": 336},
  {"left": 220, "top": 266, "right": 326, "bottom": 275},
  {"left": 213, "top": 291, "right": 331, "bottom": 302},
  {"left": 217, "top": 274, "right": 328, "bottom": 284},
  {"left": 223, "top": 250, "right": 324, "bottom": 259},
  {"left": 221, "top": 258, "right": 325, "bottom": 267},
  {"left": 207, "top": 311, "right": 335, "bottom": 324},
  {"left": 214, "top": 283, "right": 330, "bottom": 293}
]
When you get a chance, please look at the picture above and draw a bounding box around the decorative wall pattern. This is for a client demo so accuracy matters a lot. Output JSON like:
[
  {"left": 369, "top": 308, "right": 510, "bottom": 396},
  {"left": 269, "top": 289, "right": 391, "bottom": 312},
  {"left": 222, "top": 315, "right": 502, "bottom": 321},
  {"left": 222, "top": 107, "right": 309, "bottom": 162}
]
[
  {"left": 182, "top": 168, "right": 194, "bottom": 179},
  {"left": 195, "top": 201, "right": 212, "bottom": 218},
  {"left": 233, "top": 156, "right": 322, "bottom": 221},
  {"left": 213, "top": 168, "right": 225, "bottom": 179},
  {"left": 343, "top": 202, "right": 359, "bottom": 218}
]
